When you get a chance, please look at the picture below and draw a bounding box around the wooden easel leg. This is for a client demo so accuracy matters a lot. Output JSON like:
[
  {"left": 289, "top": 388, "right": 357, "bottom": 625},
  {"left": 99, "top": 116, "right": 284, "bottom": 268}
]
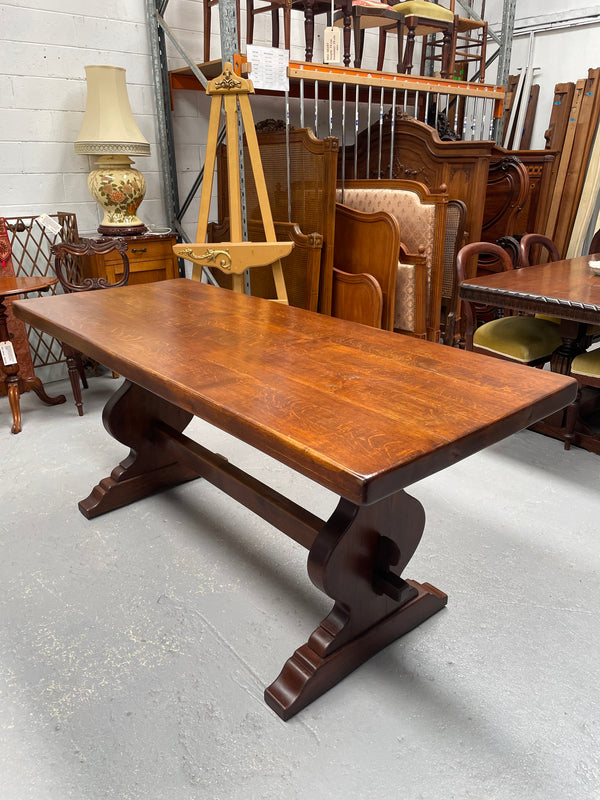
[
  {"left": 78, "top": 380, "right": 202, "bottom": 519},
  {"left": 265, "top": 491, "right": 447, "bottom": 719}
]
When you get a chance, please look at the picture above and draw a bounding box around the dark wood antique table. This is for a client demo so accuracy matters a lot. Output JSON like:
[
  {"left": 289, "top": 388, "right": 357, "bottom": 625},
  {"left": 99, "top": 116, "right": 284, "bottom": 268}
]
[
  {"left": 14, "top": 279, "right": 575, "bottom": 719},
  {"left": 460, "top": 252, "right": 600, "bottom": 450},
  {"left": 0, "top": 276, "right": 66, "bottom": 433}
]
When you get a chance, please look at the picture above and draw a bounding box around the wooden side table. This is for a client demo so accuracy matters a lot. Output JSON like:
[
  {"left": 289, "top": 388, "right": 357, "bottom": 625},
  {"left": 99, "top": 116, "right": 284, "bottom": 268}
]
[
  {"left": 79, "top": 232, "right": 179, "bottom": 285},
  {"left": 0, "top": 276, "right": 66, "bottom": 433}
]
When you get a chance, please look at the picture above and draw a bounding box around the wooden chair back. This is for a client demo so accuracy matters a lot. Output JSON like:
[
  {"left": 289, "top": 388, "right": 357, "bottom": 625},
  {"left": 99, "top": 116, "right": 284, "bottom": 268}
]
[
  {"left": 52, "top": 238, "right": 130, "bottom": 292},
  {"left": 420, "top": 0, "right": 487, "bottom": 82},
  {"left": 519, "top": 233, "right": 560, "bottom": 267},
  {"left": 457, "top": 241, "right": 514, "bottom": 351},
  {"left": 50, "top": 237, "right": 131, "bottom": 417}
]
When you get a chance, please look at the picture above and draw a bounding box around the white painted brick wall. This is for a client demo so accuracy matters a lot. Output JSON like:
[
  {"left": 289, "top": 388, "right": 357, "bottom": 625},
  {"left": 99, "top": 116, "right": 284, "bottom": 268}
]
[{"left": 1, "top": 0, "right": 164, "bottom": 233}]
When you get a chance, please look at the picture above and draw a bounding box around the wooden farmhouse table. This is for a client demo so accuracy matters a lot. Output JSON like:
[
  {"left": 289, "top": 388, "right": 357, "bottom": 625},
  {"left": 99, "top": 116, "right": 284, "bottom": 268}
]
[
  {"left": 460, "top": 252, "right": 600, "bottom": 451},
  {"left": 13, "top": 279, "right": 576, "bottom": 719}
]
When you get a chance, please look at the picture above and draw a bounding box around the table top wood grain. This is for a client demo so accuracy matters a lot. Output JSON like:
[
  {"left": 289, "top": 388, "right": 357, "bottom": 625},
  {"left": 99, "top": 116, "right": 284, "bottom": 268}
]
[
  {"left": 0, "top": 275, "right": 58, "bottom": 298},
  {"left": 13, "top": 279, "right": 576, "bottom": 504},
  {"left": 460, "top": 253, "right": 600, "bottom": 325}
]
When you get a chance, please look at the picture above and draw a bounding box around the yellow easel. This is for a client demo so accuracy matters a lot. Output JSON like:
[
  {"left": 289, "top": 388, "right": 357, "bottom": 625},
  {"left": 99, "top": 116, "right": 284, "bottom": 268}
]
[{"left": 173, "top": 63, "right": 291, "bottom": 302}]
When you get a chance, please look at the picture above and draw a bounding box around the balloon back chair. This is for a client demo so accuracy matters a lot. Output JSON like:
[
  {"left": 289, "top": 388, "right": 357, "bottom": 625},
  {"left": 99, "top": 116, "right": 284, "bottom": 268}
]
[
  {"left": 51, "top": 238, "right": 130, "bottom": 416},
  {"left": 457, "top": 241, "right": 562, "bottom": 366}
]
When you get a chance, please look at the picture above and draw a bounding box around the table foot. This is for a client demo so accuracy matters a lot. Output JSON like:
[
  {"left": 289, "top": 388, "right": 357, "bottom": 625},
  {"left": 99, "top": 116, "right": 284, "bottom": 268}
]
[
  {"left": 265, "top": 580, "right": 447, "bottom": 720},
  {"left": 79, "top": 380, "right": 202, "bottom": 518},
  {"left": 26, "top": 376, "right": 66, "bottom": 406},
  {"left": 266, "top": 491, "right": 448, "bottom": 719}
]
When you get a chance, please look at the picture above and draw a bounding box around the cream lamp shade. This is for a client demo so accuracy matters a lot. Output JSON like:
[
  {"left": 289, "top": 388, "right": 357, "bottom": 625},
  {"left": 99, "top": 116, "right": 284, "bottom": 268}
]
[{"left": 75, "top": 65, "right": 150, "bottom": 236}]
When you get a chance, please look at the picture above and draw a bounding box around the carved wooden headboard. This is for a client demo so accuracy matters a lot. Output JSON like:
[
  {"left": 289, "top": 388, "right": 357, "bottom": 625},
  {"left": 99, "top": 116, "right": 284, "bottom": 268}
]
[
  {"left": 341, "top": 115, "right": 494, "bottom": 251},
  {"left": 340, "top": 115, "right": 558, "bottom": 259},
  {"left": 217, "top": 125, "right": 339, "bottom": 314}
]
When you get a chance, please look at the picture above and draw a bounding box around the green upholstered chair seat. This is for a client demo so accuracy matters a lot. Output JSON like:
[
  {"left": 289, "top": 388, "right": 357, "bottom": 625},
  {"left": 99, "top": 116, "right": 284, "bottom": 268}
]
[
  {"left": 534, "top": 313, "right": 600, "bottom": 336},
  {"left": 570, "top": 347, "right": 600, "bottom": 378},
  {"left": 473, "top": 316, "right": 563, "bottom": 363},
  {"left": 391, "top": 1, "right": 454, "bottom": 21}
]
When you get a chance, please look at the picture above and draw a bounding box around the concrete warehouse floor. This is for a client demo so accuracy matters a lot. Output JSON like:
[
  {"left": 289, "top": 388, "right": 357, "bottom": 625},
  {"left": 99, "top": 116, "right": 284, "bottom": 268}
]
[{"left": 1, "top": 374, "right": 599, "bottom": 800}]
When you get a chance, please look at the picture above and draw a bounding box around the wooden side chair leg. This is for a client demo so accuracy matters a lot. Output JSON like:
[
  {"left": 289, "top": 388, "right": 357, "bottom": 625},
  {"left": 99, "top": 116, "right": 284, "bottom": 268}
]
[
  {"left": 283, "top": 3, "right": 291, "bottom": 50},
  {"left": 304, "top": 1, "right": 315, "bottom": 62},
  {"left": 75, "top": 352, "right": 88, "bottom": 389},
  {"left": 441, "top": 28, "right": 453, "bottom": 78},
  {"left": 247, "top": 0, "right": 255, "bottom": 45},
  {"left": 204, "top": 0, "right": 212, "bottom": 62},
  {"left": 353, "top": 19, "right": 362, "bottom": 68},
  {"left": 377, "top": 29, "right": 386, "bottom": 72},
  {"left": 63, "top": 344, "right": 84, "bottom": 416},
  {"left": 342, "top": 7, "right": 352, "bottom": 67},
  {"left": 271, "top": 7, "right": 280, "bottom": 47},
  {"left": 403, "top": 24, "right": 416, "bottom": 74}
]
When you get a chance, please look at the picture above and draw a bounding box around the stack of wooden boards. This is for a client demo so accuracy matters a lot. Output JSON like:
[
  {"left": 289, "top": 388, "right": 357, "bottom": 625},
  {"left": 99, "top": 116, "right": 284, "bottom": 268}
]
[
  {"left": 543, "top": 68, "right": 600, "bottom": 257},
  {"left": 502, "top": 74, "right": 540, "bottom": 150}
]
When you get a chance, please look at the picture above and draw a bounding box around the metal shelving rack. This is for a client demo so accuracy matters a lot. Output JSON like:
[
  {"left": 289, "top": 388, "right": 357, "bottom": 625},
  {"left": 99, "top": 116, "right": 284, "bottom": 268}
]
[{"left": 145, "top": 0, "right": 517, "bottom": 240}]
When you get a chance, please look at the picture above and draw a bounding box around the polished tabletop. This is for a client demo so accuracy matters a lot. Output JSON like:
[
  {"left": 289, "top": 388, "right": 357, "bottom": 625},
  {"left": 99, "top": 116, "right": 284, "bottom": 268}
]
[
  {"left": 0, "top": 275, "right": 58, "bottom": 298},
  {"left": 13, "top": 279, "right": 575, "bottom": 503},
  {"left": 459, "top": 253, "right": 600, "bottom": 326}
]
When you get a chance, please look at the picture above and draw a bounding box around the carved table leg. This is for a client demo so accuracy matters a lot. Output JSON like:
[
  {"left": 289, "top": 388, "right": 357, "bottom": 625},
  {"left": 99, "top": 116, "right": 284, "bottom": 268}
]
[
  {"left": 550, "top": 319, "right": 588, "bottom": 374},
  {"left": 265, "top": 490, "right": 447, "bottom": 719},
  {"left": 79, "top": 380, "right": 202, "bottom": 519}
]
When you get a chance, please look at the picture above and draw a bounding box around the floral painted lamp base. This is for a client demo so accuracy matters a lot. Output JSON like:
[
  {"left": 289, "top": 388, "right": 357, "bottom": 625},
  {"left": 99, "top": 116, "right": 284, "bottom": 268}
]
[{"left": 88, "top": 155, "right": 147, "bottom": 236}]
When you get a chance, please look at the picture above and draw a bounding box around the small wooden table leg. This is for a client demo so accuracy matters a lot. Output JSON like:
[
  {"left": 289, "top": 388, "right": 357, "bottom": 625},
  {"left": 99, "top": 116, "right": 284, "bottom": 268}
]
[
  {"left": 265, "top": 491, "right": 447, "bottom": 720},
  {"left": 1, "top": 295, "right": 65, "bottom": 433},
  {"left": 6, "top": 371, "right": 22, "bottom": 434}
]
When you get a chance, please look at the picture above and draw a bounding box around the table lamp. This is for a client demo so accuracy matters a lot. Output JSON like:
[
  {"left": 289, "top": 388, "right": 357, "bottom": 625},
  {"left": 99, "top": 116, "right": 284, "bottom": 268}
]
[{"left": 75, "top": 65, "right": 150, "bottom": 236}]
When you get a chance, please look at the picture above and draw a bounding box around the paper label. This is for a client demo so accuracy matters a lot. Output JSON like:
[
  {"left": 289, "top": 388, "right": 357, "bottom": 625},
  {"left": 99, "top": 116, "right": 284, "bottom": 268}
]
[
  {"left": 245, "top": 45, "right": 289, "bottom": 92},
  {"left": 323, "top": 27, "right": 342, "bottom": 65},
  {"left": 0, "top": 340, "right": 17, "bottom": 366},
  {"left": 36, "top": 214, "right": 62, "bottom": 235}
]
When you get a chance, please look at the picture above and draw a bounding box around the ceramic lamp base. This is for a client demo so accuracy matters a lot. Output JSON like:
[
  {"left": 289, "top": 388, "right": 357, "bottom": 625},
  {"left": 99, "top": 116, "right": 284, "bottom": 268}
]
[{"left": 88, "top": 155, "right": 147, "bottom": 236}]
